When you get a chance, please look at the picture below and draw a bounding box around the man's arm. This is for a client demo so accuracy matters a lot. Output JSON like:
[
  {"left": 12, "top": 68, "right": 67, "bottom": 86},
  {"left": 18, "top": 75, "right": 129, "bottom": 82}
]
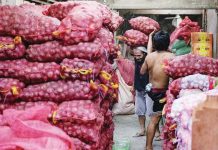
[
  {"left": 140, "top": 57, "right": 148, "bottom": 75},
  {"left": 147, "top": 30, "right": 156, "bottom": 54}
]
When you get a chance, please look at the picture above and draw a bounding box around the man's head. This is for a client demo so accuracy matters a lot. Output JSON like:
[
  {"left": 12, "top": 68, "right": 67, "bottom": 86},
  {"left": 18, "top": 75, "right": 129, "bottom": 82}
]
[
  {"left": 133, "top": 46, "right": 147, "bottom": 63},
  {"left": 153, "top": 30, "right": 170, "bottom": 51}
]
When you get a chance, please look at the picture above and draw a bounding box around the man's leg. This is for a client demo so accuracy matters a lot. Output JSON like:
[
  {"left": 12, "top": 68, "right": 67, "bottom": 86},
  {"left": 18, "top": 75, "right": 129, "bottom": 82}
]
[
  {"left": 145, "top": 114, "right": 161, "bottom": 150},
  {"left": 135, "top": 91, "right": 146, "bottom": 136},
  {"left": 138, "top": 115, "right": 146, "bottom": 135}
]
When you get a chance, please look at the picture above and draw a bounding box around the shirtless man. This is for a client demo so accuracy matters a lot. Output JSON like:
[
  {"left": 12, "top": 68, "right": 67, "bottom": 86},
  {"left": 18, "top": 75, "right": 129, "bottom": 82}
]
[{"left": 140, "top": 30, "right": 174, "bottom": 150}]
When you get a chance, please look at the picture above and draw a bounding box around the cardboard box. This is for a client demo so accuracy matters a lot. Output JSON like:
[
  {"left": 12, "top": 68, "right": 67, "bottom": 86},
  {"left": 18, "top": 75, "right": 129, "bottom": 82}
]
[
  {"left": 191, "top": 32, "right": 213, "bottom": 44},
  {"left": 192, "top": 43, "right": 212, "bottom": 57}
]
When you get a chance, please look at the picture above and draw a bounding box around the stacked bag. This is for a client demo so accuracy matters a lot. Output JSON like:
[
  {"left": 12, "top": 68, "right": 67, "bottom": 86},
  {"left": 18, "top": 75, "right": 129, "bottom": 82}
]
[
  {"left": 118, "top": 16, "right": 160, "bottom": 47},
  {"left": 170, "top": 16, "right": 200, "bottom": 56},
  {"left": 0, "top": 1, "right": 124, "bottom": 150},
  {"left": 162, "top": 54, "right": 218, "bottom": 150}
]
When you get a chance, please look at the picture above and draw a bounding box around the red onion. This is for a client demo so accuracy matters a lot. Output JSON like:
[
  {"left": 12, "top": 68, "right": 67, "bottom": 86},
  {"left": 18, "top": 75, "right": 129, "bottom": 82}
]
[{"left": 106, "top": 11, "right": 124, "bottom": 32}]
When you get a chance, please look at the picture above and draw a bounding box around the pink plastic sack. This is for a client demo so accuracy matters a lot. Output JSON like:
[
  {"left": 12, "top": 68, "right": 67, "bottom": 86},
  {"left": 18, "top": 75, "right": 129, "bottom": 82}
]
[
  {"left": 21, "top": 80, "right": 99, "bottom": 102},
  {"left": 118, "top": 29, "right": 148, "bottom": 47},
  {"left": 60, "top": 58, "right": 104, "bottom": 81},
  {"left": 0, "top": 106, "right": 74, "bottom": 150},
  {"left": 164, "top": 54, "right": 218, "bottom": 78},
  {"left": 0, "top": 59, "right": 61, "bottom": 84},
  {"left": 170, "top": 16, "right": 200, "bottom": 46},
  {"left": 129, "top": 17, "right": 160, "bottom": 35},
  {"left": 53, "top": 4, "right": 103, "bottom": 45},
  {"left": 106, "top": 11, "right": 124, "bottom": 32},
  {"left": 117, "top": 58, "right": 134, "bottom": 86},
  {"left": 0, "top": 78, "right": 25, "bottom": 103},
  {"left": 0, "top": 101, "right": 57, "bottom": 114},
  {"left": 0, "top": 36, "right": 25, "bottom": 60},
  {"left": 0, "top": 4, "right": 60, "bottom": 43},
  {"left": 26, "top": 40, "right": 105, "bottom": 62}
]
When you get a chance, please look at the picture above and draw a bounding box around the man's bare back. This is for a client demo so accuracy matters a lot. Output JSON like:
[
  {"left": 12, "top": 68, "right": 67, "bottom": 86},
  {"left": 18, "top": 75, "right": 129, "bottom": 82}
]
[{"left": 144, "top": 51, "right": 174, "bottom": 89}]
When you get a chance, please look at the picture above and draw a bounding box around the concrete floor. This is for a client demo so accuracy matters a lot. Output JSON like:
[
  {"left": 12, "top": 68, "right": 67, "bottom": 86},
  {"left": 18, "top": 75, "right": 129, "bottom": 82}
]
[{"left": 113, "top": 115, "right": 162, "bottom": 150}]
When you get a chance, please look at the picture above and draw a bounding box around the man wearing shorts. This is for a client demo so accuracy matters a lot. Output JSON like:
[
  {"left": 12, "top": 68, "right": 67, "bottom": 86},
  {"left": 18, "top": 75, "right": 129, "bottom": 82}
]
[
  {"left": 140, "top": 30, "right": 174, "bottom": 150},
  {"left": 132, "top": 46, "right": 149, "bottom": 137}
]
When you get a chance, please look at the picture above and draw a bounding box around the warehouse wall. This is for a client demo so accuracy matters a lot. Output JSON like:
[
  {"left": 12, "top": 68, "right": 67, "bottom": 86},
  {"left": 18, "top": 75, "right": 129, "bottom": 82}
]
[{"left": 207, "top": 9, "right": 218, "bottom": 58}]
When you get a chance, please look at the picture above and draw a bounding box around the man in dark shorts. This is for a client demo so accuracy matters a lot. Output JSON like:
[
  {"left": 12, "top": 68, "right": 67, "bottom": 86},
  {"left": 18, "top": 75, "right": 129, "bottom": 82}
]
[{"left": 140, "top": 31, "right": 174, "bottom": 150}]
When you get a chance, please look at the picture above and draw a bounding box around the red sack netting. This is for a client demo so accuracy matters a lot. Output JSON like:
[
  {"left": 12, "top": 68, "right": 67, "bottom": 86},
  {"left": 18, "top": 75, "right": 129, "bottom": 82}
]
[
  {"left": 0, "top": 36, "right": 25, "bottom": 60},
  {"left": 117, "top": 58, "right": 134, "bottom": 86},
  {"left": 0, "top": 78, "right": 25, "bottom": 103},
  {"left": 170, "top": 16, "right": 200, "bottom": 46},
  {"left": 53, "top": 4, "right": 103, "bottom": 45},
  {"left": 0, "top": 106, "right": 74, "bottom": 150},
  {"left": 96, "top": 28, "right": 120, "bottom": 61},
  {"left": 0, "top": 101, "right": 57, "bottom": 114},
  {"left": 106, "top": 11, "right": 124, "bottom": 32},
  {"left": 45, "top": 1, "right": 111, "bottom": 25},
  {"left": 60, "top": 58, "right": 104, "bottom": 81},
  {"left": 129, "top": 17, "right": 160, "bottom": 35},
  {"left": 0, "top": 4, "right": 60, "bottom": 43},
  {"left": 56, "top": 122, "right": 103, "bottom": 144},
  {"left": 164, "top": 54, "right": 218, "bottom": 79},
  {"left": 26, "top": 40, "right": 105, "bottom": 62},
  {"left": 99, "top": 63, "right": 119, "bottom": 102},
  {"left": 20, "top": 80, "right": 99, "bottom": 102},
  {"left": 0, "top": 59, "right": 61, "bottom": 84},
  {"left": 50, "top": 100, "right": 103, "bottom": 125},
  {"left": 118, "top": 29, "right": 148, "bottom": 47}
]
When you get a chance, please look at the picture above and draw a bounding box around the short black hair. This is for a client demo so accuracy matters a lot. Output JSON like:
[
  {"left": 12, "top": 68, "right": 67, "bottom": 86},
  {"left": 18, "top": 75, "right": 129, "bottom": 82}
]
[{"left": 153, "top": 31, "right": 170, "bottom": 51}]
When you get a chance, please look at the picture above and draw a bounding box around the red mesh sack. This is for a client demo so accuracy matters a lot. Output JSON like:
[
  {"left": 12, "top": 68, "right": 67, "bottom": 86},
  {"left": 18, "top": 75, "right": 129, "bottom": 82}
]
[
  {"left": 53, "top": 4, "right": 103, "bottom": 45},
  {"left": 0, "top": 78, "right": 25, "bottom": 103},
  {"left": 56, "top": 121, "right": 103, "bottom": 144},
  {"left": 45, "top": 1, "right": 111, "bottom": 25},
  {"left": 0, "top": 4, "right": 60, "bottom": 43},
  {"left": 170, "top": 16, "right": 200, "bottom": 46},
  {"left": 118, "top": 29, "right": 148, "bottom": 47},
  {"left": 21, "top": 80, "right": 99, "bottom": 102},
  {"left": 0, "top": 59, "right": 61, "bottom": 84},
  {"left": 106, "top": 11, "right": 124, "bottom": 32},
  {"left": 50, "top": 100, "right": 102, "bottom": 125},
  {"left": 0, "top": 36, "right": 25, "bottom": 60},
  {"left": 117, "top": 58, "right": 134, "bottom": 86},
  {"left": 0, "top": 101, "right": 57, "bottom": 114},
  {"left": 72, "top": 138, "right": 98, "bottom": 150},
  {"left": 129, "top": 17, "right": 160, "bottom": 35},
  {"left": 164, "top": 54, "right": 218, "bottom": 79},
  {"left": 60, "top": 58, "right": 104, "bottom": 81},
  {"left": 26, "top": 40, "right": 105, "bottom": 62}
]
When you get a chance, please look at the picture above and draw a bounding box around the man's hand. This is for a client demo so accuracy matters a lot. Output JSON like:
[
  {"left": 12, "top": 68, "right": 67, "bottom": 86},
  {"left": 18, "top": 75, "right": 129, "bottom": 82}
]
[
  {"left": 130, "top": 86, "right": 135, "bottom": 93},
  {"left": 149, "top": 29, "right": 157, "bottom": 38}
]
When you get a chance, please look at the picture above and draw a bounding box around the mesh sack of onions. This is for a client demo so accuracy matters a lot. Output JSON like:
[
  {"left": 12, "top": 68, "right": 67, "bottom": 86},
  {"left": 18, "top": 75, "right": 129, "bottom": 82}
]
[
  {"left": 0, "top": 101, "right": 57, "bottom": 114},
  {"left": 50, "top": 100, "right": 102, "bottom": 125},
  {"left": 60, "top": 58, "right": 104, "bottom": 81},
  {"left": 106, "top": 11, "right": 124, "bottom": 32},
  {"left": 164, "top": 54, "right": 218, "bottom": 79},
  {"left": 53, "top": 4, "right": 103, "bottom": 45},
  {"left": 20, "top": 80, "right": 99, "bottom": 103},
  {"left": 0, "top": 78, "right": 25, "bottom": 103},
  {"left": 56, "top": 121, "right": 103, "bottom": 144},
  {"left": 118, "top": 29, "right": 148, "bottom": 47},
  {"left": 72, "top": 138, "right": 98, "bottom": 150},
  {"left": 0, "top": 36, "right": 25, "bottom": 60},
  {"left": 26, "top": 40, "right": 105, "bottom": 62},
  {"left": 0, "top": 4, "right": 60, "bottom": 43},
  {"left": 45, "top": 1, "right": 111, "bottom": 25},
  {"left": 129, "top": 17, "right": 160, "bottom": 35},
  {"left": 170, "top": 16, "right": 200, "bottom": 46},
  {"left": 0, "top": 59, "right": 61, "bottom": 84}
]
